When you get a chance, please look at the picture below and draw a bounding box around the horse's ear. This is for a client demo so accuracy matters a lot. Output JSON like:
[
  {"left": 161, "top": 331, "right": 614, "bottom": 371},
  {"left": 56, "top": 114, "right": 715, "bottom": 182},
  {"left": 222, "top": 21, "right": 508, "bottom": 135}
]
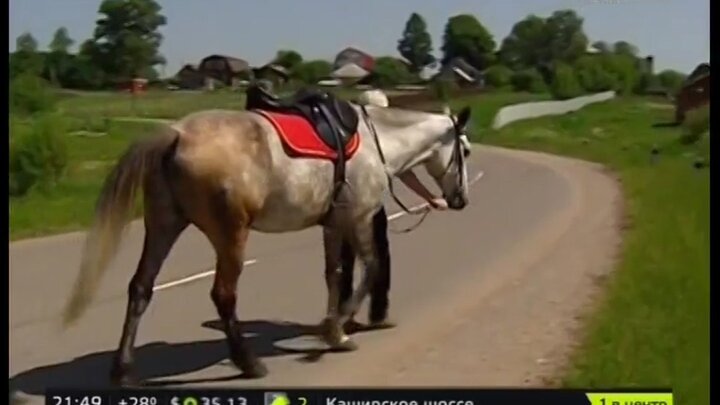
[{"left": 456, "top": 106, "right": 472, "bottom": 129}]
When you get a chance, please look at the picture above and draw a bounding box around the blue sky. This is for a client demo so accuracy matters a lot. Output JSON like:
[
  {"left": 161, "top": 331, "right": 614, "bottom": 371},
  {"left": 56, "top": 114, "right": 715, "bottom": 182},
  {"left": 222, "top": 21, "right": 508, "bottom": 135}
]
[{"left": 9, "top": 0, "right": 709, "bottom": 77}]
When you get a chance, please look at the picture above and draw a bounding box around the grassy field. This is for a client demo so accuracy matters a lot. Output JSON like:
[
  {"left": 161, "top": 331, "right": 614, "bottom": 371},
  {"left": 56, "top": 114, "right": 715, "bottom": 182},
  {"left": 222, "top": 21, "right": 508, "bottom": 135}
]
[
  {"left": 11, "top": 89, "right": 545, "bottom": 240},
  {"left": 10, "top": 120, "right": 160, "bottom": 240},
  {"left": 56, "top": 89, "right": 247, "bottom": 119},
  {"left": 467, "top": 97, "right": 709, "bottom": 405},
  {"left": 54, "top": 87, "right": 371, "bottom": 120}
]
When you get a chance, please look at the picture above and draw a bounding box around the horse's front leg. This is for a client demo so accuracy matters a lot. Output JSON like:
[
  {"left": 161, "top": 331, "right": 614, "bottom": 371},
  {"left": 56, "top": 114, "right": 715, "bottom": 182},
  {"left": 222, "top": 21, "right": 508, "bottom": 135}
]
[{"left": 338, "top": 206, "right": 393, "bottom": 330}]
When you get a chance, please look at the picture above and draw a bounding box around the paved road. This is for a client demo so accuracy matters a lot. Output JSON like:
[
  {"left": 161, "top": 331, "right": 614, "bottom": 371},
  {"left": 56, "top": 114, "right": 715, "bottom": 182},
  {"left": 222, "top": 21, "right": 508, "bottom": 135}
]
[{"left": 9, "top": 146, "right": 621, "bottom": 401}]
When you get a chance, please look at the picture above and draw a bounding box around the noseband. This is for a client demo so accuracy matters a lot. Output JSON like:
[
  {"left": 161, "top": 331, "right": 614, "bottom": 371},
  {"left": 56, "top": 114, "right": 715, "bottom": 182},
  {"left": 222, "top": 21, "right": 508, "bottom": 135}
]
[{"left": 359, "top": 106, "right": 466, "bottom": 233}]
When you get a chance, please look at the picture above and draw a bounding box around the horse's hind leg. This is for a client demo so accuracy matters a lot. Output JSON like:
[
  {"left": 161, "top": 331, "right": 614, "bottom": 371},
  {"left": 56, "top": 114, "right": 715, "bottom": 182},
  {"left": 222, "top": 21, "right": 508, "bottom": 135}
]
[
  {"left": 320, "top": 227, "right": 357, "bottom": 351},
  {"left": 210, "top": 226, "right": 267, "bottom": 378},
  {"left": 338, "top": 217, "right": 381, "bottom": 327},
  {"left": 110, "top": 195, "right": 187, "bottom": 386},
  {"left": 338, "top": 206, "right": 392, "bottom": 331}
]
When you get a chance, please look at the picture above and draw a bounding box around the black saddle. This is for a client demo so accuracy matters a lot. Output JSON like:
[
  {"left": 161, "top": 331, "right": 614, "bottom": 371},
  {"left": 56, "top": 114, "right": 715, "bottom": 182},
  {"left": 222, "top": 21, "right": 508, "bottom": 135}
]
[{"left": 245, "top": 84, "right": 358, "bottom": 152}]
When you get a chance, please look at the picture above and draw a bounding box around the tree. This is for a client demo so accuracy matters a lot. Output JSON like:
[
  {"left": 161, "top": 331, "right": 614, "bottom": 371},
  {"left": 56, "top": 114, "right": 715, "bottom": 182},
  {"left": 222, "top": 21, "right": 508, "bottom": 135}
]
[
  {"left": 16, "top": 32, "right": 38, "bottom": 53},
  {"left": 500, "top": 10, "right": 588, "bottom": 77},
  {"left": 591, "top": 41, "right": 611, "bottom": 53},
  {"left": 545, "top": 10, "right": 589, "bottom": 63},
  {"left": 273, "top": 50, "right": 303, "bottom": 71},
  {"left": 60, "top": 40, "right": 107, "bottom": 89},
  {"left": 49, "top": 27, "right": 74, "bottom": 54},
  {"left": 87, "top": 0, "right": 167, "bottom": 83},
  {"left": 613, "top": 41, "right": 639, "bottom": 57},
  {"left": 10, "top": 32, "right": 44, "bottom": 78},
  {"left": 397, "top": 12, "right": 435, "bottom": 73},
  {"left": 499, "top": 15, "right": 547, "bottom": 70},
  {"left": 46, "top": 27, "right": 76, "bottom": 86},
  {"left": 292, "top": 60, "right": 332, "bottom": 84},
  {"left": 441, "top": 14, "right": 496, "bottom": 71},
  {"left": 484, "top": 65, "right": 513, "bottom": 88}
]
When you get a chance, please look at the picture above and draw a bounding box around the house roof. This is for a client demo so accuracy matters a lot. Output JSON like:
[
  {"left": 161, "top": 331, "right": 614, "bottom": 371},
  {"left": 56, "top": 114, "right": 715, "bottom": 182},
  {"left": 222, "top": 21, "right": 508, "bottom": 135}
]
[
  {"left": 331, "top": 63, "right": 370, "bottom": 79},
  {"left": 337, "top": 46, "right": 372, "bottom": 58},
  {"left": 686, "top": 63, "right": 710, "bottom": 84},
  {"left": 443, "top": 57, "right": 481, "bottom": 77},
  {"left": 201, "top": 54, "right": 250, "bottom": 73},
  {"left": 334, "top": 47, "right": 375, "bottom": 70},
  {"left": 254, "top": 63, "right": 289, "bottom": 76},
  {"left": 452, "top": 67, "right": 475, "bottom": 82}
]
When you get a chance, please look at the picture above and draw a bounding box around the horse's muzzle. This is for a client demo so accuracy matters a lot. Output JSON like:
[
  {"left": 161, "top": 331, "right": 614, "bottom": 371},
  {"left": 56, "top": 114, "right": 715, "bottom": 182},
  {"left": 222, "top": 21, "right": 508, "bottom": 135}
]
[{"left": 445, "top": 193, "right": 468, "bottom": 210}]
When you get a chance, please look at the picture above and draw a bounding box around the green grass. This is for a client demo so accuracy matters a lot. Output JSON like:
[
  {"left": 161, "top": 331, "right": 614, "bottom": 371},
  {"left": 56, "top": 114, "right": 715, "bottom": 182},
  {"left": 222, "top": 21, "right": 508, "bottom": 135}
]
[
  {"left": 57, "top": 89, "right": 247, "bottom": 119},
  {"left": 9, "top": 121, "right": 161, "bottom": 240},
  {"left": 467, "top": 97, "right": 709, "bottom": 405}
]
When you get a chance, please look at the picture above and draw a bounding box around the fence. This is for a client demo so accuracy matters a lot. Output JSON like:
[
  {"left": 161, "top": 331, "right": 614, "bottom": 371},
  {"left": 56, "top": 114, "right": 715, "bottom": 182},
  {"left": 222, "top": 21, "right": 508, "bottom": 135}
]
[{"left": 491, "top": 91, "right": 616, "bottom": 130}]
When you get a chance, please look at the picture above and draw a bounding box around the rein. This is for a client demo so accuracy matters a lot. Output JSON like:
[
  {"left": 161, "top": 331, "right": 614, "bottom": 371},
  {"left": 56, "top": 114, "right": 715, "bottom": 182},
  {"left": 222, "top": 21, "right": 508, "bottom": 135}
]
[
  {"left": 360, "top": 106, "right": 430, "bottom": 233},
  {"left": 359, "top": 106, "right": 465, "bottom": 234}
]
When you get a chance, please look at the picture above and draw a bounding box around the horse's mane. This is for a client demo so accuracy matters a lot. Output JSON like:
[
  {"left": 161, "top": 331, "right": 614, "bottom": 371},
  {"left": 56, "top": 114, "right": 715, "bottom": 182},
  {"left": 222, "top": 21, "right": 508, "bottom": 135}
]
[{"left": 363, "top": 105, "right": 445, "bottom": 129}]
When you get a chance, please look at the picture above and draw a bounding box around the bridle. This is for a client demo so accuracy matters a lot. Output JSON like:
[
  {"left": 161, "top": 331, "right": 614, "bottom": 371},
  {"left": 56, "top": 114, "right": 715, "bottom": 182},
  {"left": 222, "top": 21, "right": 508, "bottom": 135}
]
[
  {"left": 446, "top": 114, "right": 469, "bottom": 197},
  {"left": 359, "top": 105, "right": 468, "bottom": 234}
]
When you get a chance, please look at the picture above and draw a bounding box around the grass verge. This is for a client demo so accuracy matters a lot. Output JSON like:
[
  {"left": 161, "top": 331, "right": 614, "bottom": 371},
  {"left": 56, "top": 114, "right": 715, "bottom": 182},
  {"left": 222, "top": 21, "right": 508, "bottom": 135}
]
[
  {"left": 467, "top": 96, "right": 709, "bottom": 405},
  {"left": 9, "top": 121, "right": 161, "bottom": 240}
]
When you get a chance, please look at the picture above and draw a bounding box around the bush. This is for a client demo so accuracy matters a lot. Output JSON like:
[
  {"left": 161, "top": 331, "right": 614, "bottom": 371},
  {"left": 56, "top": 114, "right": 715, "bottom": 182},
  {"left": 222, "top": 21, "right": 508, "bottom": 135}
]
[
  {"left": 292, "top": 60, "right": 333, "bottom": 84},
  {"left": 430, "top": 79, "right": 456, "bottom": 102},
  {"left": 681, "top": 105, "right": 709, "bottom": 145},
  {"left": 635, "top": 72, "right": 661, "bottom": 95},
  {"left": 9, "top": 113, "right": 69, "bottom": 196},
  {"left": 510, "top": 69, "right": 546, "bottom": 93},
  {"left": 598, "top": 54, "right": 640, "bottom": 95},
  {"left": 574, "top": 56, "right": 618, "bottom": 92},
  {"left": 484, "top": 65, "right": 513, "bottom": 88},
  {"left": 369, "top": 57, "right": 417, "bottom": 88},
  {"left": 550, "top": 63, "right": 583, "bottom": 100},
  {"left": 10, "top": 74, "right": 56, "bottom": 115},
  {"left": 657, "top": 70, "right": 687, "bottom": 95}
]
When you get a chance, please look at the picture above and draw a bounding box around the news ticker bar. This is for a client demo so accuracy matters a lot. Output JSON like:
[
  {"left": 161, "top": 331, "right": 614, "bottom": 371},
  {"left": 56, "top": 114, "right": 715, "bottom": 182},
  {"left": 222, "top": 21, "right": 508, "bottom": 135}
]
[{"left": 46, "top": 389, "right": 673, "bottom": 405}]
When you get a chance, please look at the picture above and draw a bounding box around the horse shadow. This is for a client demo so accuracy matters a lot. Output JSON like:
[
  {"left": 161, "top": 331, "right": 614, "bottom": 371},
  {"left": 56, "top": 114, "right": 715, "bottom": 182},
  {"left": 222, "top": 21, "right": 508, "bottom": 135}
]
[{"left": 8, "top": 319, "right": 331, "bottom": 397}]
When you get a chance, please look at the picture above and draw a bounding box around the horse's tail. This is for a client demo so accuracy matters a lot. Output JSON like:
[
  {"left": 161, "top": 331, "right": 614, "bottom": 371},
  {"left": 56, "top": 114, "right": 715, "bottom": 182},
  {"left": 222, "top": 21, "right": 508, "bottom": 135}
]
[{"left": 62, "top": 127, "right": 179, "bottom": 327}]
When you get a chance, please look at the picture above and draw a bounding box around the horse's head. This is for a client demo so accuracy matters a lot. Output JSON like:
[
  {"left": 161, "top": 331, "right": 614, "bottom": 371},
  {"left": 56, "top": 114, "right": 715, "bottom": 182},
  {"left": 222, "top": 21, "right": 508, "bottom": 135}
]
[
  {"left": 422, "top": 106, "right": 472, "bottom": 210},
  {"left": 360, "top": 103, "right": 473, "bottom": 210}
]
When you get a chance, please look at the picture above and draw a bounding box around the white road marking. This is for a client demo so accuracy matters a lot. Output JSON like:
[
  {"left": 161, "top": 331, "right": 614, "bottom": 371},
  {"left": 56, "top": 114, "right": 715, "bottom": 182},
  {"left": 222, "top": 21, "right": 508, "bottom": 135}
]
[
  {"left": 151, "top": 171, "right": 485, "bottom": 292},
  {"left": 152, "top": 259, "right": 258, "bottom": 292}
]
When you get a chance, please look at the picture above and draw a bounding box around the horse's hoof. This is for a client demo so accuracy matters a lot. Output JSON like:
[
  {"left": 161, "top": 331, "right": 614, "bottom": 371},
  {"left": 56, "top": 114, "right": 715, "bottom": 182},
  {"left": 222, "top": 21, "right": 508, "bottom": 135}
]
[
  {"left": 233, "top": 357, "right": 268, "bottom": 379},
  {"left": 109, "top": 369, "right": 141, "bottom": 387},
  {"left": 343, "top": 319, "right": 364, "bottom": 334},
  {"left": 328, "top": 336, "right": 359, "bottom": 352},
  {"left": 369, "top": 319, "right": 397, "bottom": 330}
]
